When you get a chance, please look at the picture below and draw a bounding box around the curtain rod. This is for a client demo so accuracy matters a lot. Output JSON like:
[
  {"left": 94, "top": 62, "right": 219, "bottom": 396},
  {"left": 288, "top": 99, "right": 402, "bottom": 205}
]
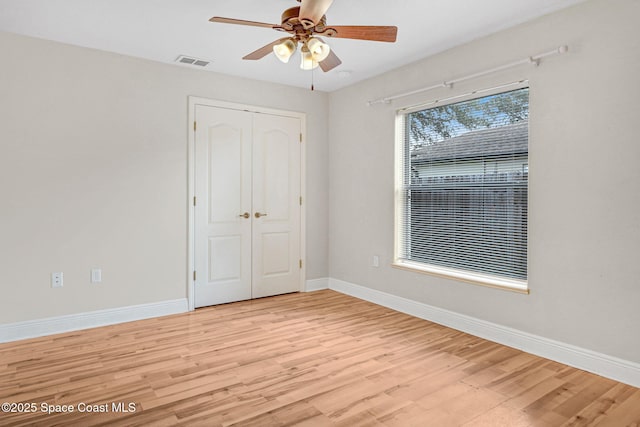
[
  {"left": 366, "top": 45, "right": 568, "bottom": 107},
  {"left": 397, "top": 79, "right": 529, "bottom": 113}
]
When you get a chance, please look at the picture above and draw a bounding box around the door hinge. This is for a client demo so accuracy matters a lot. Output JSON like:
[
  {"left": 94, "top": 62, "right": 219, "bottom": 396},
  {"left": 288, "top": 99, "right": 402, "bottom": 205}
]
[
  {"left": 193, "top": 270, "right": 197, "bottom": 281},
  {"left": 194, "top": 121, "right": 197, "bottom": 131},
  {"left": 299, "top": 196, "right": 302, "bottom": 206},
  {"left": 193, "top": 196, "right": 197, "bottom": 206},
  {"left": 299, "top": 259, "right": 303, "bottom": 269},
  {"left": 299, "top": 133, "right": 302, "bottom": 143}
]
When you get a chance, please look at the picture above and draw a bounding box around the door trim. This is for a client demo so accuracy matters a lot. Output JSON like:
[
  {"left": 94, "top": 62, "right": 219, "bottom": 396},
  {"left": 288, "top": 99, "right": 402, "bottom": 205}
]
[{"left": 187, "top": 97, "right": 307, "bottom": 311}]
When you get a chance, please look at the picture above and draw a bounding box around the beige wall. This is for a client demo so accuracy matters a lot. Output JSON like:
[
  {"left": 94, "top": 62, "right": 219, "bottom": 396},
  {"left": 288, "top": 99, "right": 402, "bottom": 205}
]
[
  {"left": 328, "top": 0, "right": 640, "bottom": 362},
  {"left": 0, "top": 31, "right": 329, "bottom": 323},
  {"left": 2, "top": 0, "right": 639, "bottom": 366}
]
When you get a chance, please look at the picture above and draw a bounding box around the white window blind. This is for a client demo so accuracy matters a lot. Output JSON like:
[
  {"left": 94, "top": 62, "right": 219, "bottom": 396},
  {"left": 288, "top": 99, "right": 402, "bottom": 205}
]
[{"left": 397, "top": 87, "right": 529, "bottom": 284}]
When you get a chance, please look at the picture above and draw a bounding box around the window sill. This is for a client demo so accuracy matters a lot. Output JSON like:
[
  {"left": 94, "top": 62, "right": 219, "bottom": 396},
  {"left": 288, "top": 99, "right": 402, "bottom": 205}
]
[{"left": 391, "top": 260, "right": 529, "bottom": 294}]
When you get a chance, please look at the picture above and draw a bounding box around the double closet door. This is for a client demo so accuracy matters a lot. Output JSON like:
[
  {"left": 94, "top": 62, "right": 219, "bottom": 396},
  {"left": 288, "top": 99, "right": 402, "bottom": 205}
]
[{"left": 194, "top": 105, "right": 302, "bottom": 308}]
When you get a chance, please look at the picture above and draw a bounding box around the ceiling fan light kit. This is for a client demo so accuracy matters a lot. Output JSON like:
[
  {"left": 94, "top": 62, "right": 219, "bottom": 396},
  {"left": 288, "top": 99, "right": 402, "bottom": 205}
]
[{"left": 210, "top": 0, "right": 397, "bottom": 73}]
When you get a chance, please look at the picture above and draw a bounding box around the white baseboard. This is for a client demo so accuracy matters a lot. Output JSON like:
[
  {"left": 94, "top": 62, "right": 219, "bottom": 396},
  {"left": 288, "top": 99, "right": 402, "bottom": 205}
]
[
  {"left": 305, "top": 277, "right": 329, "bottom": 292},
  {"left": 329, "top": 278, "right": 640, "bottom": 389},
  {"left": 0, "top": 298, "right": 189, "bottom": 343}
]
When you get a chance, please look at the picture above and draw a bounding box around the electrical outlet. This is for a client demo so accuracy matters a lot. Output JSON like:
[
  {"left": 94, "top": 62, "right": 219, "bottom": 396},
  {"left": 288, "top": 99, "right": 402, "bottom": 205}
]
[
  {"left": 91, "top": 268, "right": 102, "bottom": 284},
  {"left": 51, "top": 272, "right": 63, "bottom": 288}
]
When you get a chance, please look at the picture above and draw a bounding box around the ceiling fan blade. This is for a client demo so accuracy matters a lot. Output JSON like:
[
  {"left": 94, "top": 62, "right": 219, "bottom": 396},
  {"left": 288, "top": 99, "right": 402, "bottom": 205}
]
[
  {"left": 242, "top": 39, "right": 285, "bottom": 60},
  {"left": 299, "top": 0, "right": 334, "bottom": 27},
  {"left": 324, "top": 25, "right": 398, "bottom": 42},
  {"left": 319, "top": 49, "right": 342, "bottom": 72},
  {"left": 210, "top": 16, "right": 278, "bottom": 29}
]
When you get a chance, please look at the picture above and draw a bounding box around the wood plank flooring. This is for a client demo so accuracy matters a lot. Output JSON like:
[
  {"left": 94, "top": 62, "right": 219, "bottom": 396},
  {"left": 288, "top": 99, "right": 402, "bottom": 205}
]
[{"left": 1, "top": 290, "right": 639, "bottom": 426}]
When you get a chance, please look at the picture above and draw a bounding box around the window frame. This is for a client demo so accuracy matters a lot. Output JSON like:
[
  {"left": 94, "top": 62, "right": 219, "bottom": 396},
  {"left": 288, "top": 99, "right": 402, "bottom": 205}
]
[{"left": 393, "top": 85, "right": 530, "bottom": 294}]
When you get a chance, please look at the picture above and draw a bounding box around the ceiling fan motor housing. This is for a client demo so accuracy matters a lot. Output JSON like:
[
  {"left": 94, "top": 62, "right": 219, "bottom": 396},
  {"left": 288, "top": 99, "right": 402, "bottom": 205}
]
[{"left": 281, "top": 7, "right": 327, "bottom": 33}]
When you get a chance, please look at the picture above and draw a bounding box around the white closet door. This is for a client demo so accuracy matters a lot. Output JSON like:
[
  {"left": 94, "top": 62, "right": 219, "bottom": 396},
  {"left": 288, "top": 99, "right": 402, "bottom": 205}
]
[
  {"left": 194, "top": 106, "right": 301, "bottom": 308},
  {"left": 194, "top": 106, "right": 252, "bottom": 307},
  {"left": 252, "top": 113, "right": 302, "bottom": 298}
]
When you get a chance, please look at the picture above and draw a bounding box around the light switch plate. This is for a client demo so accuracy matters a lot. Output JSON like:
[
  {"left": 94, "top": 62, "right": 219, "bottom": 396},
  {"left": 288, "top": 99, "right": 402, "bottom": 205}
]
[{"left": 91, "top": 268, "right": 102, "bottom": 283}]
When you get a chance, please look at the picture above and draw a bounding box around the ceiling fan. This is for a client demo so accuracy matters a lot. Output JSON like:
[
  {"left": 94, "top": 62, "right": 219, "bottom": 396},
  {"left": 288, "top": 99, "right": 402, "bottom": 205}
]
[{"left": 210, "top": 0, "right": 398, "bottom": 72}]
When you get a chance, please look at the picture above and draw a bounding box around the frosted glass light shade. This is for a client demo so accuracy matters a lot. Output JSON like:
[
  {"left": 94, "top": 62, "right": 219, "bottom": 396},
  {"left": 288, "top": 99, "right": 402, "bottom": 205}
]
[
  {"left": 300, "top": 49, "right": 319, "bottom": 70},
  {"left": 307, "top": 37, "right": 330, "bottom": 62},
  {"left": 273, "top": 38, "right": 296, "bottom": 63}
]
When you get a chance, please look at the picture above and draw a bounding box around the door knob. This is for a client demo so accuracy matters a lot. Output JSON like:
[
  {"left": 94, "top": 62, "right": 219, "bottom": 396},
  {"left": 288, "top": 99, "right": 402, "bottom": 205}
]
[
  {"left": 238, "top": 212, "right": 250, "bottom": 219},
  {"left": 254, "top": 212, "right": 268, "bottom": 218}
]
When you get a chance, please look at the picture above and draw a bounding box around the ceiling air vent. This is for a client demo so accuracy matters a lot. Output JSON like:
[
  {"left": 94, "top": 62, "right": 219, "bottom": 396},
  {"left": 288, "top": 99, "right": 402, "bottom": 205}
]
[{"left": 175, "top": 55, "right": 211, "bottom": 67}]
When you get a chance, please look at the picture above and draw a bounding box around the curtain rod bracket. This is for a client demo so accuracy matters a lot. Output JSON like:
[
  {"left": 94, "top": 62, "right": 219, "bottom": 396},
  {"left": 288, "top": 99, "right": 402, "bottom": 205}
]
[{"left": 366, "top": 98, "right": 392, "bottom": 106}]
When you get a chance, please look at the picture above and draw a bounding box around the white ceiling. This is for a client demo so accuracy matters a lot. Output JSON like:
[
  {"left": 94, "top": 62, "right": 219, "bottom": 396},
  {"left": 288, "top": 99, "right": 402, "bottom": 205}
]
[{"left": 0, "top": 0, "right": 587, "bottom": 92}]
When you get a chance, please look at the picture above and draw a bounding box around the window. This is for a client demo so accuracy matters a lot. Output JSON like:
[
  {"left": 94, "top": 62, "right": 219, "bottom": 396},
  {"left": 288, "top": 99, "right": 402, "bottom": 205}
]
[{"left": 395, "top": 87, "right": 529, "bottom": 292}]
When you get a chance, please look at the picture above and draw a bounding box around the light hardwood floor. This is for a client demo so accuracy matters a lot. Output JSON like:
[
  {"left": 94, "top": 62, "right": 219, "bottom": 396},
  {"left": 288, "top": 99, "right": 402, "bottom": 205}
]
[{"left": 1, "top": 290, "right": 639, "bottom": 426}]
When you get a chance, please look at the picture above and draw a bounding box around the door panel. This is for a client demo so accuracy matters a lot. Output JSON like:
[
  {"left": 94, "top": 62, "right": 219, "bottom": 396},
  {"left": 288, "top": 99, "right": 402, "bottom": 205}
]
[
  {"left": 208, "top": 126, "right": 244, "bottom": 223},
  {"left": 209, "top": 236, "right": 242, "bottom": 281},
  {"left": 261, "top": 232, "right": 291, "bottom": 276},
  {"left": 262, "top": 131, "right": 291, "bottom": 221}
]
